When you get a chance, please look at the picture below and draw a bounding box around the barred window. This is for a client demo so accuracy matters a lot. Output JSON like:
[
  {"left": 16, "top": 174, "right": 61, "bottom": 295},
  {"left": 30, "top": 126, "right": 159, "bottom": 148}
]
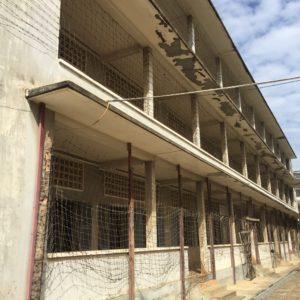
[{"left": 52, "top": 156, "right": 84, "bottom": 191}]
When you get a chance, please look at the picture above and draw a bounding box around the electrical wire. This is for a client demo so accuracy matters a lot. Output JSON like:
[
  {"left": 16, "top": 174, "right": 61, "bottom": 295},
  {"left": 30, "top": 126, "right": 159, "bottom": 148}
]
[{"left": 107, "top": 75, "right": 300, "bottom": 103}]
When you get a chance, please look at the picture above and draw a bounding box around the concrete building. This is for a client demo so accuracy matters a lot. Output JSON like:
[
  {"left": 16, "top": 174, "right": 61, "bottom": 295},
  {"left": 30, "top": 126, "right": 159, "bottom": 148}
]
[
  {"left": 294, "top": 171, "right": 300, "bottom": 208},
  {"left": 0, "top": 0, "right": 299, "bottom": 299}
]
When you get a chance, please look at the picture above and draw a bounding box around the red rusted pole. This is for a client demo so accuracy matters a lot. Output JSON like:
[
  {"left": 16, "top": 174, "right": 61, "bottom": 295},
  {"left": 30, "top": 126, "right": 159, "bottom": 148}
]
[
  {"left": 26, "top": 103, "right": 45, "bottom": 300},
  {"left": 226, "top": 187, "right": 236, "bottom": 284},
  {"left": 177, "top": 165, "right": 185, "bottom": 300},
  {"left": 206, "top": 178, "right": 216, "bottom": 279},
  {"left": 127, "top": 143, "right": 135, "bottom": 300}
]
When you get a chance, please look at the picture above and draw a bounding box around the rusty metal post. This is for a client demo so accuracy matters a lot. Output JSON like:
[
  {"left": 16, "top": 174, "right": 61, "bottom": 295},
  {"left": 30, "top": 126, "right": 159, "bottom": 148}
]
[
  {"left": 206, "top": 178, "right": 216, "bottom": 279},
  {"left": 226, "top": 187, "right": 236, "bottom": 284},
  {"left": 177, "top": 166, "right": 186, "bottom": 298},
  {"left": 177, "top": 165, "right": 185, "bottom": 300},
  {"left": 127, "top": 143, "right": 135, "bottom": 300}
]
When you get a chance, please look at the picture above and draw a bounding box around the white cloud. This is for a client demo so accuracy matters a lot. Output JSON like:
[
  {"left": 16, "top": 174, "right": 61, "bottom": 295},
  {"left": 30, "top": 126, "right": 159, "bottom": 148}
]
[{"left": 212, "top": 0, "right": 300, "bottom": 169}]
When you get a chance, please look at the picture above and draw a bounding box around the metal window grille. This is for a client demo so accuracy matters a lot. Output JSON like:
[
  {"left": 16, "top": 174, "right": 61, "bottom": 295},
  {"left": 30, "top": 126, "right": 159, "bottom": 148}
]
[
  {"left": 52, "top": 156, "right": 84, "bottom": 190},
  {"left": 104, "top": 171, "right": 145, "bottom": 201}
]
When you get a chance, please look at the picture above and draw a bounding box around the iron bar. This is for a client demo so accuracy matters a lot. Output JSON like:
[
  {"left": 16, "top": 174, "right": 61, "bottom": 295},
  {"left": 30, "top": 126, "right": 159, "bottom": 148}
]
[
  {"left": 226, "top": 187, "right": 236, "bottom": 284},
  {"left": 127, "top": 143, "right": 135, "bottom": 300},
  {"left": 206, "top": 178, "right": 216, "bottom": 279},
  {"left": 177, "top": 165, "right": 185, "bottom": 300}
]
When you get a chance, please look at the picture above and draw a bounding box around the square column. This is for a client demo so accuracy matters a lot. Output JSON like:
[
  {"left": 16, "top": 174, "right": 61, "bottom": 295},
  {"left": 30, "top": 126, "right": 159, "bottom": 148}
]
[
  {"left": 143, "top": 47, "right": 154, "bottom": 117},
  {"left": 240, "top": 141, "right": 248, "bottom": 178},
  {"left": 274, "top": 174, "right": 280, "bottom": 197},
  {"left": 220, "top": 122, "right": 229, "bottom": 165},
  {"left": 254, "top": 155, "right": 261, "bottom": 186},
  {"left": 187, "top": 15, "right": 196, "bottom": 52},
  {"left": 266, "top": 166, "right": 272, "bottom": 192},
  {"left": 196, "top": 181, "right": 207, "bottom": 274},
  {"left": 261, "top": 122, "right": 266, "bottom": 142},
  {"left": 261, "top": 205, "right": 268, "bottom": 243},
  {"left": 235, "top": 88, "right": 242, "bottom": 112},
  {"left": 145, "top": 161, "right": 157, "bottom": 248},
  {"left": 249, "top": 106, "right": 256, "bottom": 129},
  {"left": 191, "top": 95, "right": 201, "bottom": 148},
  {"left": 216, "top": 57, "right": 223, "bottom": 88}
]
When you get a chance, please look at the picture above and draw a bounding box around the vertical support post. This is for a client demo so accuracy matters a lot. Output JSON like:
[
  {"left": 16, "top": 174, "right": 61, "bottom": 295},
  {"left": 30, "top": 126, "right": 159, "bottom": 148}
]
[
  {"left": 206, "top": 178, "right": 216, "bottom": 279},
  {"left": 216, "top": 57, "right": 223, "bottom": 88},
  {"left": 267, "top": 210, "right": 276, "bottom": 268},
  {"left": 240, "top": 141, "right": 248, "bottom": 178},
  {"left": 177, "top": 165, "right": 185, "bottom": 300},
  {"left": 249, "top": 106, "right": 256, "bottom": 129},
  {"left": 248, "top": 200, "right": 260, "bottom": 264},
  {"left": 127, "top": 143, "right": 135, "bottom": 300},
  {"left": 143, "top": 47, "right": 154, "bottom": 117},
  {"left": 274, "top": 174, "right": 280, "bottom": 197},
  {"left": 261, "top": 205, "right": 268, "bottom": 243},
  {"left": 287, "top": 218, "right": 293, "bottom": 258},
  {"left": 191, "top": 95, "right": 201, "bottom": 148},
  {"left": 266, "top": 166, "right": 272, "bottom": 192},
  {"left": 281, "top": 213, "right": 287, "bottom": 261},
  {"left": 254, "top": 155, "right": 261, "bottom": 186},
  {"left": 236, "top": 88, "right": 242, "bottom": 112},
  {"left": 261, "top": 122, "right": 266, "bottom": 142},
  {"left": 220, "top": 122, "right": 229, "bottom": 165},
  {"left": 273, "top": 210, "right": 281, "bottom": 260},
  {"left": 29, "top": 106, "right": 54, "bottom": 300},
  {"left": 281, "top": 181, "right": 286, "bottom": 202},
  {"left": 187, "top": 15, "right": 196, "bottom": 52},
  {"left": 269, "top": 134, "right": 275, "bottom": 152},
  {"left": 227, "top": 187, "right": 236, "bottom": 284},
  {"left": 145, "top": 161, "right": 157, "bottom": 248},
  {"left": 196, "top": 181, "right": 207, "bottom": 274},
  {"left": 91, "top": 205, "right": 99, "bottom": 250}
]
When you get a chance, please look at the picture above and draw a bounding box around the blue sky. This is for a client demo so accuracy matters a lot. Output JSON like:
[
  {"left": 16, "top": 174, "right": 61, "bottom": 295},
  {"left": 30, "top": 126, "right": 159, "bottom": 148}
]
[{"left": 211, "top": 0, "right": 300, "bottom": 170}]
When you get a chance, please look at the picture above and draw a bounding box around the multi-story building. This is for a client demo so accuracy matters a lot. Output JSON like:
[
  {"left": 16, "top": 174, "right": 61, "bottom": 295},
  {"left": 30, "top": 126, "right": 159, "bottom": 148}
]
[
  {"left": 0, "top": 1, "right": 299, "bottom": 299},
  {"left": 294, "top": 171, "right": 300, "bottom": 208}
]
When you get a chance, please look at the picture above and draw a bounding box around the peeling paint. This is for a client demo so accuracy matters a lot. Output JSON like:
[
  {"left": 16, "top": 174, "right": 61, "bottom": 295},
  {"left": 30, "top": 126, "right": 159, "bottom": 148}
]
[
  {"left": 154, "top": 14, "right": 169, "bottom": 29},
  {"left": 234, "top": 122, "right": 241, "bottom": 128},
  {"left": 219, "top": 102, "right": 236, "bottom": 116},
  {"left": 173, "top": 57, "right": 207, "bottom": 85}
]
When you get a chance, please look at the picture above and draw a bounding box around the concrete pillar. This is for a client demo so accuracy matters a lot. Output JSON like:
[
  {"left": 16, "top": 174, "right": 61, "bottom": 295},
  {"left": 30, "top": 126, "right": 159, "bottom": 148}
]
[
  {"left": 187, "top": 15, "right": 196, "bottom": 52},
  {"left": 240, "top": 141, "right": 248, "bottom": 178},
  {"left": 216, "top": 57, "right": 223, "bottom": 88},
  {"left": 249, "top": 106, "right": 256, "bottom": 129},
  {"left": 254, "top": 155, "right": 261, "bottom": 186},
  {"left": 196, "top": 181, "right": 208, "bottom": 274},
  {"left": 191, "top": 95, "right": 201, "bottom": 148},
  {"left": 145, "top": 161, "right": 157, "bottom": 248},
  {"left": 269, "top": 134, "right": 275, "bottom": 152},
  {"left": 272, "top": 210, "right": 281, "bottom": 260},
  {"left": 266, "top": 166, "right": 272, "bottom": 192},
  {"left": 286, "top": 158, "right": 292, "bottom": 171},
  {"left": 143, "top": 47, "right": 154, "bottom": 117},
  {"left": 91, "top": 205, "right": 99, "bottom": 250},
  {"left": 228, "top": 191, "right": 237, "bottom": 244},
  {"left": 236, "top": 88, "right": 242, "bottom": 112},
  {"left": 274, "top": 174, "right": 280, "bottom": 197},
  {"left": 261, "top": 122, "right": 266, "bottom": 142},
  {"left": 286, "top": 186, "right": 289, "bottom": 204},
  {"left": 31, "top": 108, "right": 54, "bottom": 300},
  {"left": 281, "top": 181, "right": 286, "bottom": 202},
  {"left": 261, "top": 205, "right": 268, "bottom": 243},
  {"left": 220, "top": 122, "right": 229, "bottom": 165}
]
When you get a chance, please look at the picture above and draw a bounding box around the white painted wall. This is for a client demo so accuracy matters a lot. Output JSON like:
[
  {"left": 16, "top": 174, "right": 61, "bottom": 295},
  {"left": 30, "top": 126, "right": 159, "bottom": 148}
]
[{"left": 42, "top": 249, "right": 188, "bottom": 300}]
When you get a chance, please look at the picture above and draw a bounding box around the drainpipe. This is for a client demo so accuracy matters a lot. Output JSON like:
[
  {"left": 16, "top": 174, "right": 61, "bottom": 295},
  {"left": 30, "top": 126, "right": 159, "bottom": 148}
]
[{"left": 26, "top": 103, "right": 45, "bottom": 300}]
